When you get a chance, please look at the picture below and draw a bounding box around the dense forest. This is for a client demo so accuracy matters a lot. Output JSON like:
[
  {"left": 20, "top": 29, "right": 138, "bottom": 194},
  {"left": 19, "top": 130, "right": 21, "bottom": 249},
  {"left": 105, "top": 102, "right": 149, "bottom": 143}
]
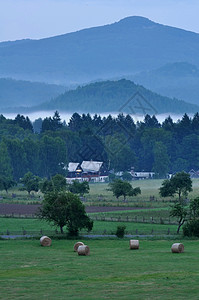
[
  {"left": 0, "top": 111, "right": 199, "bottom": 183},
  {"left": 32, "top": 79, "right": 199, "bottom": 114}
]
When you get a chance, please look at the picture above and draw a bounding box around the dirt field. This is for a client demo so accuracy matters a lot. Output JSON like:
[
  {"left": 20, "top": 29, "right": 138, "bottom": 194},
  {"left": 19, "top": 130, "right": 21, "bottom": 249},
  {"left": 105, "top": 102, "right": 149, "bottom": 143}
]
[{"left": 0, "top": 203, "right": 149, "bottom": 215}]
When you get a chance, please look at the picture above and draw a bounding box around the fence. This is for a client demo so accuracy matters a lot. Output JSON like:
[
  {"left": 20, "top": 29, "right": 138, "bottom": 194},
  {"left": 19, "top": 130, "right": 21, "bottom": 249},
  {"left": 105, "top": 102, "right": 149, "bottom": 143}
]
[
  {"left": 0, "top": 227, "right": 176, "bottom": 237},
  {"left": 0, "top": 213, "right": 176, "bottom": 225},
  {"left": 90, "top": 215, "right": 177, "bottom": 225},
  {"left": 0, "top": 213, "right": 37, "bottom": 219}
]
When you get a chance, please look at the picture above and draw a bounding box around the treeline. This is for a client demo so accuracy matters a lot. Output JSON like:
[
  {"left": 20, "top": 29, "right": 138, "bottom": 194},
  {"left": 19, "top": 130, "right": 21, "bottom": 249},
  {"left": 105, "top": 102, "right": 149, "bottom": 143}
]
[
  {"left": 34, "top": 79, "right": 199, "bottom": 114},
  {"left": 1, "top": 111, "right": 199, "bottom": 182}
]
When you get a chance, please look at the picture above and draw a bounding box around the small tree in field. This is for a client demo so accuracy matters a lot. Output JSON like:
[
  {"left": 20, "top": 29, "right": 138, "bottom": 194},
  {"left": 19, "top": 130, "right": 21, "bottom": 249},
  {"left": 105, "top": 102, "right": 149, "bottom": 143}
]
[
  {"left": 21, "top": 172, "right": 41, "bottom": 195},
  {"left": 159, "top": 171, "right": 192, "bottom": 202},
  {"left": 39, "top": 191, "right": 93, "bottom": 235},
  {"left": 170, "top": 202, "right": 188, "bottom": 234},
  {"left": 40, "top": 174, "right": 67, "bottom": 193},
  {"left": 0, "top": 176, "right": 15, "bottom": 193},
  {"left": 68, "top": 180, "right": 90, "bottom": 197},
  {"left": 109, "top": 179, "right": 141, "bottom": 201}
]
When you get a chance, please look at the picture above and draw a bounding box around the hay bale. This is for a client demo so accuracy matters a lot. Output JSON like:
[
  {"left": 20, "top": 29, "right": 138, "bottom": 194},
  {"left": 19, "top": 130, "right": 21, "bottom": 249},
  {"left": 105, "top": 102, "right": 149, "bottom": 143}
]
[
  {"left": 73, "top": 241, "right": 84, "bottom": 252},
  {"left": 40, "top": 236, "right": 52, "bottom": 247},
  {"left": 129, "top": 239, "right": 139, "bottom": 250},
  {"left": 77, "top": 245, "right": 90, "bottom": 256},
  {"left": 171, "top": 243, "right": 184, "bottom": 253}
]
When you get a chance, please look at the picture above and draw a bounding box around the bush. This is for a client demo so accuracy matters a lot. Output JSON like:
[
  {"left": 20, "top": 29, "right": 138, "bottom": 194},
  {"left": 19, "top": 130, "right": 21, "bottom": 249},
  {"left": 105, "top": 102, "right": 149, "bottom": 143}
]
[
  {"left": 183, "top": 219, "right": 199, "bottom": 237},
  {"left": 115, "top": 225, "right": 126, "bottom": 238}
]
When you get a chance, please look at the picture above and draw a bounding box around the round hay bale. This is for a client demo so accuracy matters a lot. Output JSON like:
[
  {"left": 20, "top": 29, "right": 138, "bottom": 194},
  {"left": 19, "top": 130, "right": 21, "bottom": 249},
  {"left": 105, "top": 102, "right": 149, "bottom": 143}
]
[
  {"left": 77, "top": 245, "right": 90, "bottom": 256},
  {"left": 73, "top": 241, "right": 84, "bottom": 252},
  {"left": 40, "top": 236, "right": 52, "bottom": 247},
  {"left": 171, "top": 243, "right": 184, "bottom": 253},
  {"left": 129, "top": 239, "right": 139, "bottom": 250}
]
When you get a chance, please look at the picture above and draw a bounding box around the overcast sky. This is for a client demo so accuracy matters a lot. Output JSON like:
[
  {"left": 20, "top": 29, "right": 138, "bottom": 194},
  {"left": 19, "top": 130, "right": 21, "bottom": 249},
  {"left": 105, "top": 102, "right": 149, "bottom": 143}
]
[{"left": 1, "top": 0, "right": 199, "bottom": 42}]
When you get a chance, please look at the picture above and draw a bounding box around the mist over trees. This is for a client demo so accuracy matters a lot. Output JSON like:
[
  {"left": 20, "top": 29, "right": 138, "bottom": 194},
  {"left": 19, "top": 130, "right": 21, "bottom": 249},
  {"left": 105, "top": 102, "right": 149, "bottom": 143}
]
[{"left": 1, "top": 111, "right": 199, "bottom": 183}]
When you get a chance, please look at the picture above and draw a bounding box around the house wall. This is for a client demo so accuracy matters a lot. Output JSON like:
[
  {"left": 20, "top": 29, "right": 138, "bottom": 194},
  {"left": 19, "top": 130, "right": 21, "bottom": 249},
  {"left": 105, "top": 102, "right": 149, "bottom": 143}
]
[{"left": 66, "top": 176, "right": 108, "bottom": 184}]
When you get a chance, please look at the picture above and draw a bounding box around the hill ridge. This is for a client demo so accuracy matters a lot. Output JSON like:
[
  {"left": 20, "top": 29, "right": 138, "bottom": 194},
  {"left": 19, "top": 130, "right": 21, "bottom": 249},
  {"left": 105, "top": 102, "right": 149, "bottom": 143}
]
[{"left": 19, "top": 79, "right": 199, "bottom": 115}]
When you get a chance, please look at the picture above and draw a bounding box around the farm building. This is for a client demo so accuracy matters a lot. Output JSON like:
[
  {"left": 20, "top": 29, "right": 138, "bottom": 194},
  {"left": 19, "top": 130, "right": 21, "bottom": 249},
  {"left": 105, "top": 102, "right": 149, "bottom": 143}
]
[
  {"left": 66, "top": 160, "right": 108, "bottom": 183},
  {"left": 130, "top": 170, "right": 155, "bottom": 179}
]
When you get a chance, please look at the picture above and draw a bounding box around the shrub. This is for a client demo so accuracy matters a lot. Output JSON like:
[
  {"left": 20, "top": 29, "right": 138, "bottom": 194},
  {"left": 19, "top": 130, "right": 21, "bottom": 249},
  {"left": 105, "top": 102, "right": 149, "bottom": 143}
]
[
  {"left": 183, "top": 219, "right": 199, "bottom": 237},
  {"left": 115, "top": 225, "right": 126, "bottom": 238}
]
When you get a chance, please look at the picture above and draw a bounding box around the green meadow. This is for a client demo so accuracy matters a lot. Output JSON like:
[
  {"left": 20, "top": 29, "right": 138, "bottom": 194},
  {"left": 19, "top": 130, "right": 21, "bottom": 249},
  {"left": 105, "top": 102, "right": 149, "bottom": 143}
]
[
  {"left": 0, "top": 239, "right": 199, "bottom": 299},
  {"left": 1, "top": 178, "right": 199, "bottom": 236},
  {"left": 0, "top": 178, "right": 199, "bottom": 298},
  {"left": 0, "top": 217, "right": 177, "bottom": 236},
  {"left": 1, "top": 178, "right": 199, "bottom": 205}
]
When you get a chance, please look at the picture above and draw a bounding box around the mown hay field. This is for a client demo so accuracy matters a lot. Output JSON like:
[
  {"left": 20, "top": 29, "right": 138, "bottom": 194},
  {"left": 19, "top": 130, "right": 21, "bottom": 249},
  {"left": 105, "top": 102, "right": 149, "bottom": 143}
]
[
  {"left": 0, "top": 239, "right": 199, "bottom": 299},
  {"left": 87, "top": 178, "right": 199, "bottom": 207},
  {"left": 0, "top": 217, "right": 178, "bottom": 236},
  {"left": 1, "top": 178, "right": 199, "bottom": 207}
]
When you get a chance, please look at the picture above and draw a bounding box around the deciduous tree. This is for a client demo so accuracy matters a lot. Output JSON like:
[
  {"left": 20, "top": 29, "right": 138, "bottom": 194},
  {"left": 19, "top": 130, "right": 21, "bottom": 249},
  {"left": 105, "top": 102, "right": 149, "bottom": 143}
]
[
  {"left": 109, "top": 179, "right": 141, "bottom": 201},
  {"left": 21, "top": 172, "right": 41, "bottom": 195},
  {"left": 170, "top": 202, "right": 188, "bottom": 234},
  {"left": 68, "top": 180, "right": 90, "bottom": 197},
  {"left": 39, "top": 191, "right": 93, "bottom": 235},
  {"left": 159, "top": 171, "right": 192, "bottom": 201},
  {"left": 40, "top": 174, "right": 67, "bottom": 193}
]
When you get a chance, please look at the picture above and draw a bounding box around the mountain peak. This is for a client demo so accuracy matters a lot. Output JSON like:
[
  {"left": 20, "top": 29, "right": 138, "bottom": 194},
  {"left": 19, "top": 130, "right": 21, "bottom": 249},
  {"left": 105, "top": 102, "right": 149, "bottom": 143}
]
[{"left": 117, "top": 16, "right": 155, "bottom": 27}]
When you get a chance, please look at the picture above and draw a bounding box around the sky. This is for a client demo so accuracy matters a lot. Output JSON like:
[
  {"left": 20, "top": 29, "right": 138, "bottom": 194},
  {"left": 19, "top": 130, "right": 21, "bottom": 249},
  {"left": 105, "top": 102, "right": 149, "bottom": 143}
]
[{"left": 1, "top": 0, "right": 199, "bottom": 42}]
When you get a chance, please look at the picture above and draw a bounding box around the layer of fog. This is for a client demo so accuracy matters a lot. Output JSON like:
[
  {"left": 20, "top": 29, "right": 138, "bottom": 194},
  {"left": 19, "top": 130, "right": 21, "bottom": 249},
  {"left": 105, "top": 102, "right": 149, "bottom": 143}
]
[{"left": 3, "top": 111, "right": 194, "bottom": 124}]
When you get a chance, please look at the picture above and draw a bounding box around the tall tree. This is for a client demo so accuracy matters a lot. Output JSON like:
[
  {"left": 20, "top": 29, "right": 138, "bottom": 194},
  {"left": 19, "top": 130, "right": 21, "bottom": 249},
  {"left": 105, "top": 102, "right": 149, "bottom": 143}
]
[
  {"left": 40, "top": 174, "right": 67, "bottom": 193},
  {"left": 0, "top": 141, "right": 13, "bottom": 177},
  {"left": 21, "top": 172, "right": 41, "bottom": 195},
  {"left": 39, "top": 191, "right": 93, "bottom": 235},
  {"left": 170, "top": 202, "right": 188, "bottom": 234},
  {"left": 152, "top": 141, "right": 170, "bottom": 178},
  {"left": 39, "top": 135, "right": 67, "bottom": 178},
  {"left": 160, "top": 171, "right": 192, "bottom": 202},
  {"left": 68, "top": 180, "right": 90, "bottom": 197},
  {"left": 14, "top": 114, "right": 33, "bottom": 132},
  {"left": 162, "top": 116, "right": 174, "bottom": 131},
  {"left": 109, "top": 179, "right": 141, "bottom": 201},
  {"left": 68, "top": 113, "right": 82, "bottom": 131},
  {"left": 23, "top": 138, "right": 40, "bottom": 175},
  {"left": 5, "top": 138, "right": 27, "bottom": 180},
  {"left": 0, "top": 176, "right": 15, "bottom": 193},
  {"left": 192, "top": 112, "right": 199, "bottom": 132}
]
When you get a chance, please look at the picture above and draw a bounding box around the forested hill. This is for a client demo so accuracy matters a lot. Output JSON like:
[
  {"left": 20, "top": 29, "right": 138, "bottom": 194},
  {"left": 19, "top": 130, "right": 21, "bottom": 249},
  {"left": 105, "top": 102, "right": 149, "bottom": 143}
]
[
  {"left": 30, "top": 79, "right": 199, "bottom": 114},
  {"left": 1, "top": 16, "right": 199, "bottom": 84},
  {"left": 0, "top": 78, "right": 66, "bottom": 109}
]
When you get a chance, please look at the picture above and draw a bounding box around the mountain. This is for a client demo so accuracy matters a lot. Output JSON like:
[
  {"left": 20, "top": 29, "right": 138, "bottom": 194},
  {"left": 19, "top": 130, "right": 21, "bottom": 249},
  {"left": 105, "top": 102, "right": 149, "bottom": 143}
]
[
  {"left": 21, "top": 79, "right": 199, "bottom": 115},
  {"left": 0, "top": 78, "right": 66, "bottom": 109},
  {"left": 127, "top": 62, "right": 199, "bottom": 105},
  {"left": 1, "top": 16, "right": 199, "bottom": 85}
]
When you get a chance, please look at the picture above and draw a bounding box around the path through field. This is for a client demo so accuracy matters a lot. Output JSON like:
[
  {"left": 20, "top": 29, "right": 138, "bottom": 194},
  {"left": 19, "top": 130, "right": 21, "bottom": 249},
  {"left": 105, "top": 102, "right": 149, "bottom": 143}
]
[{"left": 0, "top": 203, "right": 151, "bottom": 215}]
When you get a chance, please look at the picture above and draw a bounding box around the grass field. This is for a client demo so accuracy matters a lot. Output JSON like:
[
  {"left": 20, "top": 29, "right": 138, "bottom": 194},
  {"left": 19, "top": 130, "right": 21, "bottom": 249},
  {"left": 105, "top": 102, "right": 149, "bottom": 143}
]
[
  {"left": 0, "top": 179, "right": 198, "bottom": 298},
  {"left": 0, "top": 178, "right": 198, "bottom": 236},
  {"left": 0, "top": 239, "right": 199, "bottom": 299},
  {"left": 0, "top": 217, "right": 178, "bottom": 236},
  {"left": 1, "top": 178, "right": 199, "bottom": 206},
  {"left": 87, "top": 178, "right": 199, "bottom": 206}
]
